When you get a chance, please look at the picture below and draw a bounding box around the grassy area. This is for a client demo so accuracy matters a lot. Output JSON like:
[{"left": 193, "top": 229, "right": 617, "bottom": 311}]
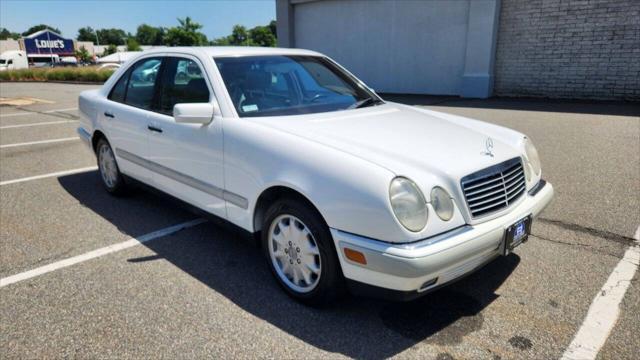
[{"left": 0, "top": 67, "right": 115, "bottom": 83}]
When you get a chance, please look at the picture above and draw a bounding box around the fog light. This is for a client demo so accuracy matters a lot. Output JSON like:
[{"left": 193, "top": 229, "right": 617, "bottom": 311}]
[{"left": 344, "top": 248, "right": 367, "bottom": 265}]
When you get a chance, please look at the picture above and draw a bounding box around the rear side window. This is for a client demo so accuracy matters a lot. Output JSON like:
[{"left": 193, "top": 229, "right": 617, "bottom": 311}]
[
  {"left": 108, "top": 69, "right": 129, "bottom": 103},
  {"left": 157, "top": 57, "right": 210, "bottom": 115},
  {"left": 126, "top": 58, "right": 162, "bottom": 110}
]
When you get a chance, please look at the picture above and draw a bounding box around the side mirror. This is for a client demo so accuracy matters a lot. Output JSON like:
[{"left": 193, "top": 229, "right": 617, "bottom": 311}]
[{"left": 173, "top": 103, "right": 216, "bottom": 124}]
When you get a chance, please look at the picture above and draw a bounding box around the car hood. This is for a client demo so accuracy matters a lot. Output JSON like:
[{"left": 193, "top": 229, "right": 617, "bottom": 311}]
[{"left": 252, "top": 102, "right": 525, "bottom": 185}]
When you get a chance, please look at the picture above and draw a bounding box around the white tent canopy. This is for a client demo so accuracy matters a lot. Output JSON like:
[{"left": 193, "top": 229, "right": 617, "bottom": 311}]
[{"left": 96, "top": 51, "right": 139, "bottom": 64}]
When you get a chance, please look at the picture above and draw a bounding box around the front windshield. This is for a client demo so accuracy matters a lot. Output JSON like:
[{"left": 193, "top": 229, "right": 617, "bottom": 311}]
[{"left": 214, "top": 55, "right": 381, "bottom": 117}]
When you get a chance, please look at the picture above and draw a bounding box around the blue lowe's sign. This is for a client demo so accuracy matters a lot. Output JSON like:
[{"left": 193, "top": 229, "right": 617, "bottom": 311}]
[{"left": 23, "top": 30, "right": 74, "bottom": 55}]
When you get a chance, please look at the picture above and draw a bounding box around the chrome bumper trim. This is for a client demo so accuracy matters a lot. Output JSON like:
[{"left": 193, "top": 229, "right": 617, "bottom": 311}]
[{"left": 332, "top": 181, "right": 554, "bottom": 292}]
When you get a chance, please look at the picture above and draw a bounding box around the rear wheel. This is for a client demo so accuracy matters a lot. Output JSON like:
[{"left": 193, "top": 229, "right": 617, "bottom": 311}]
[
  {"left": 96, "top": 138, "right": 127, "bottom": 195},
  {"left": 262, "top": 198, "right": 344, "bottom": 306}
]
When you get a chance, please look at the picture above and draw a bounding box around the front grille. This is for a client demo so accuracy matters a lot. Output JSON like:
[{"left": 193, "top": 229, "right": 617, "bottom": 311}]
[{"left": 461, "top": 158, "right": 526, "bottom": 218}]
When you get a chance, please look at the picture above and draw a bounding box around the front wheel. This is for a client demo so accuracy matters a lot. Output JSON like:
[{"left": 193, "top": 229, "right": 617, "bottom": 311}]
[
  {"left": 96, "top": 138, "right": 127, "bottom": 195},
  {"left": 262, "top": 198, "right": 344, "bottom": 306}
]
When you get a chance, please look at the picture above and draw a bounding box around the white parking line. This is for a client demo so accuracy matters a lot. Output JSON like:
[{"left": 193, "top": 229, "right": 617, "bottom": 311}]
[
  {"left": 0, "top": 120, "right": 77, "bottom": 129},
  {"left": 0, "top": 219, "right": 207, "bottom": 288},
  {"left": 0, "top": 137, "right": 78, "bottom": 149},
  {"left": 0, "top": 107, "right": 78, "bottom": 118},
  {"left": 562, "top": 225, "right": 640, "bottom": 360},
  {"left": 0, "top": 166, "right": 98, "bottom": 186}
]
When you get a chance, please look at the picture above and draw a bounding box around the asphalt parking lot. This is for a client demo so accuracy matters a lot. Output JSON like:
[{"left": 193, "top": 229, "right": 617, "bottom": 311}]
[{"left": 1, "top": 82, "right": 638, "bottom": 359}]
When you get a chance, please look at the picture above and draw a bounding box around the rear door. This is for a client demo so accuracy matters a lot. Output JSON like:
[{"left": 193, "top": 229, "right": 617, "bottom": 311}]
[
  {"left": 145, "top": 55, "right": 227, "bottom": 218},
  {"left": 100, "top": 56, "right": 163, "bottom": 184}
]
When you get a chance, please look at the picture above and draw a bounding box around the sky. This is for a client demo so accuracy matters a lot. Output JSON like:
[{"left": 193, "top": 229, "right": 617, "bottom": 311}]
[{"left": 0, "top": 0, "right": 276, "bottom": 40}]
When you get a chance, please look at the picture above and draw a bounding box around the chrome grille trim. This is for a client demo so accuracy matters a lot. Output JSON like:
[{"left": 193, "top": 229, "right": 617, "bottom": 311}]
[
  {"left": 470, "top": 191, "right": 510, "bottom": 208},
  {"left": 468, "top": 186, "right": 506, "bottom": 202},
  {"left": 504, "top": 168, "right": 524, "bottom": 184},
  {"left": 505, "top": 178, "right": 525, "bottom": 192},
  {"left": 502, "top": 165, "right": 523, "bottom": 179},
  {"left": 463, "top": 175, "right": 502, "bottom": 191},
  {"left": 465, "top": 180, "right": 504, "bottom": 196},
  {"left": 507, "top": 184, "right": 526, "bottom": 200},
  {"left": 461, "top": 158, "right": 526, "bottom": 218}
]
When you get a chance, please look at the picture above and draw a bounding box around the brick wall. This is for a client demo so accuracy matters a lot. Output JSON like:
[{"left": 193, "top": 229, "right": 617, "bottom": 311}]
[{"left": 494, "top": 0, "right": 639, "bottom": 100}]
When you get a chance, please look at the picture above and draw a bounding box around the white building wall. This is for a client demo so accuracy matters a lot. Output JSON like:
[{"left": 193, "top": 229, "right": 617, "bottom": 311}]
[
  {"left": 0, "top": 39, "right": 21, "bottom": 55},
  {"left": 277, "top": 0, "right": 501, "bottom": 98}
]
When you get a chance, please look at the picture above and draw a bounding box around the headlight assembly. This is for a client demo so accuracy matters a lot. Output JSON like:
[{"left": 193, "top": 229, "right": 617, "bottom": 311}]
[
  {"left": 389, "top": 177, "right": 428, "bottom": 232},
  {"left": 524, "top": 137, "right": 541, "bottom": 176},
  {"left": 430, "top": 186, "right": 454, "bottom": 221}
]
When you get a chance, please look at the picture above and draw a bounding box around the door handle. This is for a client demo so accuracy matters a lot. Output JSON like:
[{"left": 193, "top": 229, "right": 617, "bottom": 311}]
[
  {"left": 147, "top": 125, "right": 163, "bottom": 133},
  {"left": 104, "top": 111, "right": 115, "bottom": 118}
]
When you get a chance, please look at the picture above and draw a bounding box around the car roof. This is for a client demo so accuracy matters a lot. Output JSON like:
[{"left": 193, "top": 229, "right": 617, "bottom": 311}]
[{"left": 141, "top": 46, "right": 324, "bottom": 58}]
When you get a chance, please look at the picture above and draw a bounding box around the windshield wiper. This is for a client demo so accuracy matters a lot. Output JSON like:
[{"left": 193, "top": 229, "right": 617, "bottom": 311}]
[{"left": 348, "top": 97, "right": 383, "bottom": 109}]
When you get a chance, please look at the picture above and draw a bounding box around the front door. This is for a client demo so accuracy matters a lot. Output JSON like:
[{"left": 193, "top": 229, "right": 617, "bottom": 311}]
[{"left": 145, "top": 55, "right": 226, "bottom": 219}]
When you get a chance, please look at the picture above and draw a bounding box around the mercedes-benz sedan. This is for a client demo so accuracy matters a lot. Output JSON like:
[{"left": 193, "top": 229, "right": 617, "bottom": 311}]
[{"left": 78, "top": 47, "right": 554, "bottom": 305}]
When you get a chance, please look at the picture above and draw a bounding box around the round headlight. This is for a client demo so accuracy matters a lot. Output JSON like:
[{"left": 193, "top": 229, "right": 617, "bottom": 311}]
[
  {"left": 431, "top": 187, "right": 454, "bottom": 221},
  {"left": 524, "top": 138, "right": 541, "bottom": 175},
  {"left": 389, "top": 177, "right": 428, "bottom": 232}
]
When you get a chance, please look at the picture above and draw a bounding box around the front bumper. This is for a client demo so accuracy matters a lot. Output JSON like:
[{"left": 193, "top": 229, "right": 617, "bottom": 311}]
[{"left": 331, "top": 180, "right": 554, "bottom": 299}]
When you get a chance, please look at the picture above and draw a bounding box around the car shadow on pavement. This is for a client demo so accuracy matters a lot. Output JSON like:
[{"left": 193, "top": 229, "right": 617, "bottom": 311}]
[{"left": 59, "top": 172, "right": 520, "bottom": 359}]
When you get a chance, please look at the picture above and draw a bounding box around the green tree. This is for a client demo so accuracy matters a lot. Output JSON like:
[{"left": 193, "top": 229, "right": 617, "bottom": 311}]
[
  {"left": 126, "top": 38, "right": 142, "bottom": 51},
  {"left": 211, "top": 21, "right": 277, "bottom": 47},
  {"left": 96, "top": 28, "right": 127, "bottom": 45},
  {"left": 102, "top": 44, "right": 118, "bottom": 57},
  {"left": 22, "top": 24, "right": 61, "bottom": 36},
  {"left": 210, "top": 36, "right": 230, "bottom": 46},
  {"left": 135, "top": 24, "right": 165, "bottom": 45},
  {"left": 77, "top": 27, "right": 98, "bottom": 42},
  {"left": 249, "top": 25, "right": 276, "bottom": 47},
  {"left": 230, "top": 25, "right": 251, "bottom": 45},
  {"left": 211, "top": 25, "right": 250, "bottom": 46},
  {"left": 268, "top": 20, "right": 277, "bottom": 39},
  {"left": 75, "top": 46, "right": 92, "bottom": 63},
  {"left": 163, "top": 17, "right": 207, "bottom": 46},
  {"left": 0, "top": 27, "right": 20, "bottom": 40}
]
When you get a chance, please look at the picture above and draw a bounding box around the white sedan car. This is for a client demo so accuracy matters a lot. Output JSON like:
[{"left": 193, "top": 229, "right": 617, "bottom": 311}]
[{"left": 78, "top": 47, "right": 554, "bottom": 304}]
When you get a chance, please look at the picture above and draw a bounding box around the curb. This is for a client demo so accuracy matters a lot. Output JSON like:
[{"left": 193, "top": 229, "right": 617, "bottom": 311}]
[{"left": 0, "top": 80, "right": 106, "bottom": 85}]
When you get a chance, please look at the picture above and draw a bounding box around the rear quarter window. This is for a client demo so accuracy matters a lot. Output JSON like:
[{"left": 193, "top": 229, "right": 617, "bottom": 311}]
[{"left": 108, "top": 70, "right": 129, "bottom": 103}]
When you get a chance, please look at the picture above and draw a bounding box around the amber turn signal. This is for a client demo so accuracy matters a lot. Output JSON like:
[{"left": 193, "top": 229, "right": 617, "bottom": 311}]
[{"left": 344, "top": 248, "right": 367, "bottom": 265}]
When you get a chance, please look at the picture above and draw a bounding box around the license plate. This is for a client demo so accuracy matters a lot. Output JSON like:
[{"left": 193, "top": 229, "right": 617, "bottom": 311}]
[{"left": 503, "top": 215, "right": 532, "bottom": 256}]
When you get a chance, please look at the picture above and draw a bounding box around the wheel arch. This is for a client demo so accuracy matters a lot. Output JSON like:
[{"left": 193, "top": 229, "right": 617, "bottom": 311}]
[
  {"left": 91, "top": 130, "right": 107, "bottom": 153},
  {"left": 253, "top": 185, "right": 328, "bottom": 235}
]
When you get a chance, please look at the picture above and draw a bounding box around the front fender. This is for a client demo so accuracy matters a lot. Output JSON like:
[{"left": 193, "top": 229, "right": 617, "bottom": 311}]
[{"left": 222, "top": 117, "right": 426, "bottom": 242}]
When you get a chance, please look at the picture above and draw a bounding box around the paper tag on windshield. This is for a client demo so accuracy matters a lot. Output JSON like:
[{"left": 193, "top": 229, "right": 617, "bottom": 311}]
[{"left": 242, "top": 104, "right": 258, "bottom": 112}]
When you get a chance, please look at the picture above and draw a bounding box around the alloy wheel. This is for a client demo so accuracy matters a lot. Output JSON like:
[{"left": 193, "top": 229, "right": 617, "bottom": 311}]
[
  {"left": 98, "top": 144, "right": 118, "bottom": 188},
  {"left": 268, "top": 214, "right": 322, "bottom": 293}
]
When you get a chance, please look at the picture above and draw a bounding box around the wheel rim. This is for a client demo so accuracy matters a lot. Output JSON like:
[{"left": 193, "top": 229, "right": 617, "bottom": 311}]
[
  {"left": 98, "top": 144, "right": 118, "bottom": 188},
  {"left": 268, "top": 214, "right": 321, "bottom": 293}
]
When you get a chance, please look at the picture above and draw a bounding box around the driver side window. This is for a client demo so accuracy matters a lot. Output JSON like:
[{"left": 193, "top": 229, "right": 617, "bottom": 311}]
[{"left": 157, "top": 57, "right": 210, "bottom": 115}]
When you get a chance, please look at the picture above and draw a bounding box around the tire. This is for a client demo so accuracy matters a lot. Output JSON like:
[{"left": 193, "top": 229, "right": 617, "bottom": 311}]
[
  {"left": 96, "top": 138, "right": 127, "bottom": 195},
  {"left": 262, "top": 197, "right": 345, "bottom": 306}
]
